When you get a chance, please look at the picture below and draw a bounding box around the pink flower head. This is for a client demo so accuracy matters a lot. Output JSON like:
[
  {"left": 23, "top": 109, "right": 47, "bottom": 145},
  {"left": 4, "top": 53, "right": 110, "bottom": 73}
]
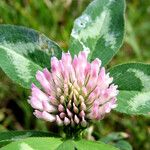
[{"left": 29, "top": 51, "right": 118, "bottom": 127}]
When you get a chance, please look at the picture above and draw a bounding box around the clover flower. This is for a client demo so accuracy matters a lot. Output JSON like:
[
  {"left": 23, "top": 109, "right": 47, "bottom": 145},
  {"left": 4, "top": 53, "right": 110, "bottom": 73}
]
[{"left": 29, "top": 51, "right": 118, "bottom": 127}]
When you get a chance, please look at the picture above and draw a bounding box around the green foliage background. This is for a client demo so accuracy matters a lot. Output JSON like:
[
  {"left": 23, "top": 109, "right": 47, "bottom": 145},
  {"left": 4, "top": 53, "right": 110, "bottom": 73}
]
[{"left": 0, "top": 0, "right": 150, "bottom": 149}]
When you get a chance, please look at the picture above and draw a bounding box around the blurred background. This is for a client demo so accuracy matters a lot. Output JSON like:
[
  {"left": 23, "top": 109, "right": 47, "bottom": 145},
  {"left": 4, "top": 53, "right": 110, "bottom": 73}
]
[{"left": 0, "top": 0, "right": 150, "bottom": 149}]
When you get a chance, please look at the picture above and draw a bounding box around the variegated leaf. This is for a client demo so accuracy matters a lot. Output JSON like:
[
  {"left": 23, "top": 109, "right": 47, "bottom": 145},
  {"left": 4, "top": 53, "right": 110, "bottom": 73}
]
[
  {"left": 75, "top": 139, "right": 118, "bottom": 150},
  {"left": 0, "top": 131, "right": 57, "bottom": 148},
  {"left": 0, "top": 25, "right": 62, "bottom": 88},
  {"left": 0, "top": 138, "right": 118, "bottom": 150},
  {"left": 69, "top": 0, "right": 125, "bottom": 65},
  {"left": 109, "top": 63, "right": 150, "bottom": 115},
  {"left": 0, "top": 137, "right": 62, "bottom": 150}
]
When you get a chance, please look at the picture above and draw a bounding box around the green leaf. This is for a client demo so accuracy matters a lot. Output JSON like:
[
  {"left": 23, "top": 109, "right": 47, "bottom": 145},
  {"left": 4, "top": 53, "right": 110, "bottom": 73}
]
[
  {"left": 115, "top": 140, "right": 132, "bottom": 150},
  {"left": 0, "top": 25, "right": 62, "bottom": 88},
  {"left": 100, "top": 132, "right": 129, "bottom": 143},
  {"left": 56, "top": 140, "right": 75, "bottom": 150},
  {"left": 75, "top": 139, "right": 119, "bottom": 150},
  {"left": 100, "top": 132, "right": 132, "bottom": 150},
  {"left": 0, "top": 137, "right": 62, "bottom": 150},
  {"left": 0, "top": 131, "right": 57, "bottom": 148},
  {"left": 69, "top": 0, "right": 125, "bottom": 66},
  {"left": 109, "top": 63, "right": 150, "bottom": 115},
  {"left": 0, "top": 137, "right": 119, "bottom": 150}
]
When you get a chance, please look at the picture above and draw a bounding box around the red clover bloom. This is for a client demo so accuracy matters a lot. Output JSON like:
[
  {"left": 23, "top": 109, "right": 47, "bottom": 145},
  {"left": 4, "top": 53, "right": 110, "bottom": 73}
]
[{"left": 29, "top": 51, "right": 118, "bottom": 128}]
